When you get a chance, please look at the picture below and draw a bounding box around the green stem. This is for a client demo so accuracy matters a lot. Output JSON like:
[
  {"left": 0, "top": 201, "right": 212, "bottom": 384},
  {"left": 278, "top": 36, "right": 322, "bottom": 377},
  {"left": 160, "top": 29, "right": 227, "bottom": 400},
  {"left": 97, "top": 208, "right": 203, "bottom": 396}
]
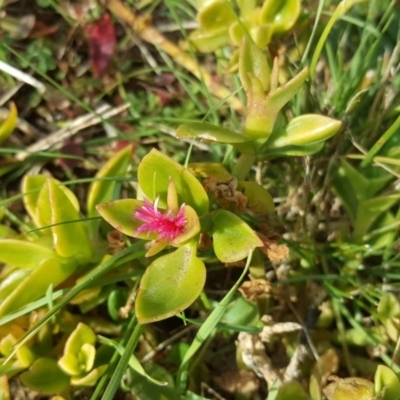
[{"left": 231, "top": 153, "right": 256, "bottom": 180}]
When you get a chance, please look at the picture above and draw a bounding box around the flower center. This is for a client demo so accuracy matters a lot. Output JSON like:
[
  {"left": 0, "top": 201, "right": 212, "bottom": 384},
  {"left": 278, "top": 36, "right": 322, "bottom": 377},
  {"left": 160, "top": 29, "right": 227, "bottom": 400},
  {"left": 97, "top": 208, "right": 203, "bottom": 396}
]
[{"left": 134, "top": 199, "right": 187, "bottom": 242}]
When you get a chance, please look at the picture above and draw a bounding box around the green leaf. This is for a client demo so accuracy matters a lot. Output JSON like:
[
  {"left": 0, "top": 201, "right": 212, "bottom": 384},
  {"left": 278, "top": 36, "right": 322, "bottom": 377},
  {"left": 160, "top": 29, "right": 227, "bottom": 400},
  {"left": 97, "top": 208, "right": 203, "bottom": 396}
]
[
  {"left": 86, "top": 145, "right": 132, "bottom": 235},
  {"left": 244, "top": 67, "right": 309, "bottom": 139},
  {"left": 260, "top": 0, "right": 301, "bottom": 33},
  {"left": 176, "top": 122, "right": 250, "bottom": 143},
  {"left": 189, "top": 27, "right": 229, "bottom": 53},
  {"left": 58, "top": 353, "right": 82, "bottom": 376},
  {"left": 64, "top": 323, "right": 96, "bottom": 355},
  {"left": 0, "top": 224, "right": 17, "bottom": 239},
  {"left": 353, "top": 194, "right": 400, "bottom": 241},
  {"left": 0, "top": 103, "right": 17, "bottom": 145},
  {"left": 221, "top": 296, "right": 260, "bottom": 328},
  {"left": 38, "top": 179, "right": 92, "bottom": 262},
  {"left": 138, "top": 149, "right": 209, "bottom": 216},
  {"left": 239, "top": 36, "right": 271, "bottom": 93},
  {"left": 0, "top": 269, "right": 30, "bottom": 302},
  {"left": 237, "top": 181, "right": 274, "bottom": 212},
  {"left": 375, "top": 365, "right": 400, "bottom": 400},
  {"left": 377, "top": 293, "right": 400, "bottom": 321},
  {"left": 275, "top": 381, "right": 309, "bottom": 400},
  {"left": 0, "top": 239, "right": 57, "bottom": 269},
  {"left": 211, "top": 210, "right": 263, "bottom": 262},
  {"left": 96, "top": 199, "right": 146, "bottom": 237},
  {"left": 251, "top": 24, "right": 274, "bottom": 48},
  {"left": 19, "top": 358, "right": 70, "bottom": 394},
  {"left": 267, "top": 114, "right": 342, "bottom": 148},
  {"left": 135, "top": 245, "right": 206, "bottom": 324},
  {"left": 0, "top": 257, "right": 76, "bottom": 317},
  {"left": 71, "top": 365, "right": 107, "bottom": 387},
  {"left": 22, "top": 175, "right": 80, "bottom": 228},
  {"left": 336, "top": 160, "right": 370, "bottom": 203},
  {"left": 8, "top": 244, "right": 145, "bottom": 360},
  {"left": 126, "top": 363, "right": 178, "bottom": 400},
  {"left": 198, "top": 0, "right": 236, "bottom": 30}
]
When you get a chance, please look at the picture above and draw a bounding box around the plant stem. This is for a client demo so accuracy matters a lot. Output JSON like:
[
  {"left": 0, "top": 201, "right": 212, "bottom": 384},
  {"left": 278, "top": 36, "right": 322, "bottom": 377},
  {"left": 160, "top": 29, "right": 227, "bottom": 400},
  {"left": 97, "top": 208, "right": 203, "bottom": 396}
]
[{"left": 231, "top": 153, "right": 256, "bottom": 180}]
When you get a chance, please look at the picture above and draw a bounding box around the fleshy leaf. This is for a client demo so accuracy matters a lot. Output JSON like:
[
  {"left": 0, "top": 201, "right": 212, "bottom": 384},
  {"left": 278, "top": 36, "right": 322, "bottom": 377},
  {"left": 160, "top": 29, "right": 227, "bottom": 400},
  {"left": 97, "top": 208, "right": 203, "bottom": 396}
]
[
  {"left": 189, "top": 27, "right": 229, "bottom": 52},
  {"left": 197, "top": 0, "right": 236, "bottom": 30},
  {"left": 374, "top": 365, "right": 400, "bottom": 400},
  {"left": 211, "top": 210, "right": 263, "bottom": 262},
  {"left": 239, "top": 36, "right": 270, "bottom": 93},
  {"left": 96, "top": 199, "right": 146, "bottom": 237},
  {"left": 0, "top": 269, "right": 30, "bottom": 301},
  {"left": 267, "top": 114, "right": 342, "bottom": 148},
  {"left": 0, "top": 102, "right": 17, "bottom": 145},
  {"left": 244, "top": 62, "right": 309, "bottom": 139},
  {"left": 64, "top": 323, "right": 96, "bottom": 355},
  {"left": 87, "top": 145, "right": 132, "bottom": 219},
  {"left": 176, "top": 122, "right": 249, "bottom": 143},
  {"left": 0, "top": 257, "right": 76, "bottom": 317},
  {"left": 20, "top": 358, "right": 70, "bottom": 394},
  {"left": 259, "top": 142, "right": 325, "bottom": 160},
  {"left": 71, "top": 365, "right": 108, "bottom": 387},
  {"left": 58, "top": 353, "right": 82, "bottom": 376},
  {"left": 22, "top": 175, "right": 80, "bottom": 228},
  {"left": 0, "top": 239, "right": 57, "bottom": 269},
  {"left": 136, "top": 245, "right": 206, "bottom": 324},
  {"left": 138, "top": 149, "right": 209, "bottom": 216},
  {"left": 237, "top": 181, "right": 274, "bottom": 212},
  {"left": 275, "top": 381, "right": 309, "bottom": 400},
  {"left": 38, "top": 179, "right": 92, "bottom": 262},
  {"left": 188, "top": 162, "right": 231, "bottom": 179},
  {"left": 260, "top": 0, "right": 301, "bottom": 33}
]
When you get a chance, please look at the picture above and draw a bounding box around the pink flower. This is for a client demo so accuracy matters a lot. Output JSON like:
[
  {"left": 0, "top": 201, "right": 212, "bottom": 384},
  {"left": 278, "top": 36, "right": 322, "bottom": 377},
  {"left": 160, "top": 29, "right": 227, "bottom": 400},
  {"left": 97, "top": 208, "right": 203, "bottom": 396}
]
[{"left": 134, "top": 198, "right": 187, "bottom": 243}]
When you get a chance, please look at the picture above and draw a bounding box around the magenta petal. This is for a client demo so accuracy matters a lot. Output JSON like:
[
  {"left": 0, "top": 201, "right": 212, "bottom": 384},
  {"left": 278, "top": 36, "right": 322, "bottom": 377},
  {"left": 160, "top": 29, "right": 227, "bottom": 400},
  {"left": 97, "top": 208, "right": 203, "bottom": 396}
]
[{"left": 134, "top": 200, "right": 187, "bottom": 242}]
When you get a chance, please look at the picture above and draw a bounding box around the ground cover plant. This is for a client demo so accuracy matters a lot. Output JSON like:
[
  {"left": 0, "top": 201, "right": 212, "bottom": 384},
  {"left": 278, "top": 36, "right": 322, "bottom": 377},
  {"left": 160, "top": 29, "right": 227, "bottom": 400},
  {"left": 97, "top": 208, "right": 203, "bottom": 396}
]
[{"left": 0, "top": 0, "right": 400, "bottom": 399}]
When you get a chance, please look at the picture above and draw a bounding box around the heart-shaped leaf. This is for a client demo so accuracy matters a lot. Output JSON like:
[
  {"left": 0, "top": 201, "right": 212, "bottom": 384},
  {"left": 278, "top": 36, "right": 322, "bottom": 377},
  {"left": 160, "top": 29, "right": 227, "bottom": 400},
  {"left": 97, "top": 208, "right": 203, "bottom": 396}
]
[
  {"left": 138, "top": 149, "right": 209, "bottom": 216},
  {"left": 136, "top": 245, "right": 206, "bottom": 324},
  {"left": 211, "top": 210, "right": 263, "bottom": 262}
]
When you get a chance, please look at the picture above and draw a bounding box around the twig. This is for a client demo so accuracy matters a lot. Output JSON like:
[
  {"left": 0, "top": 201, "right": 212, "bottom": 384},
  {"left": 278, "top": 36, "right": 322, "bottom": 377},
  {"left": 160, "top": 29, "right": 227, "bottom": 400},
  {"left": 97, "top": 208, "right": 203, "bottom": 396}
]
[
  {"left": 15, "top": 103, "right": 130, "bottom": 161},
  {"left": 0, "top": 60, "right": 46, "bottom": 94}
]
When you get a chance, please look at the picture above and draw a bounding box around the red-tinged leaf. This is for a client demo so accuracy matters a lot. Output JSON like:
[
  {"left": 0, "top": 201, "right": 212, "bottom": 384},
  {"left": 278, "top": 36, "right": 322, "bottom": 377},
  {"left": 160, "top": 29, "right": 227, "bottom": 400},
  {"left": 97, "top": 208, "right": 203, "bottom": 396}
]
[{"left": 84, "top": 14, "right": 116, "bottom": 78}]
